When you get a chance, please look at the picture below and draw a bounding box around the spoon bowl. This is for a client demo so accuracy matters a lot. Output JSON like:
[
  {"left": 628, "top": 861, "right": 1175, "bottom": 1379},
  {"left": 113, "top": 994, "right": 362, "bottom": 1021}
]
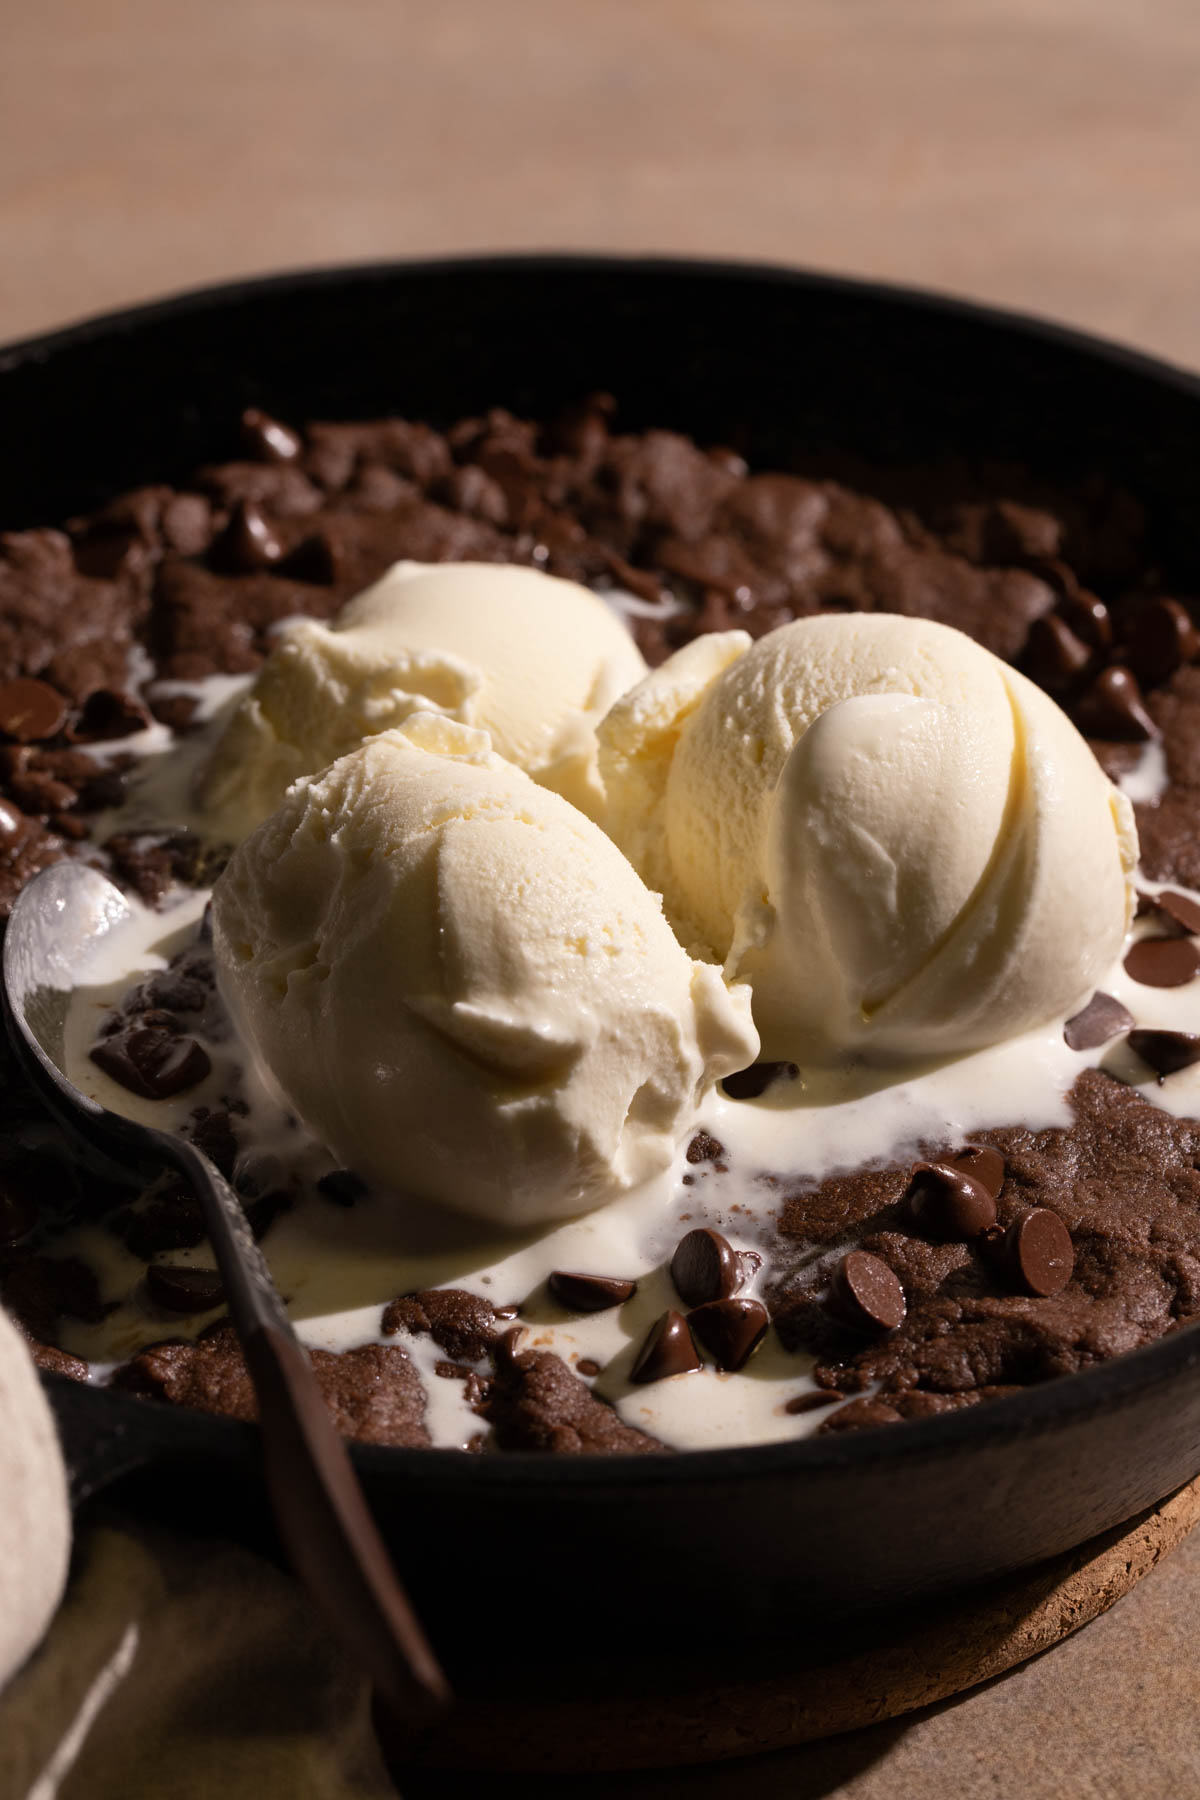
[{"left": 2, "top": 861, "right": 451, "bottom": 1735}]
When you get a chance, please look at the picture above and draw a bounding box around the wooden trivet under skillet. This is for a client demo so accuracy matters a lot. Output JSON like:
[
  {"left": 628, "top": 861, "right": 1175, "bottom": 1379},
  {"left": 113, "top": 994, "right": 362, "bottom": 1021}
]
[{"left": 405, "top": 1474, "right": 1200, "bottom": 1773}]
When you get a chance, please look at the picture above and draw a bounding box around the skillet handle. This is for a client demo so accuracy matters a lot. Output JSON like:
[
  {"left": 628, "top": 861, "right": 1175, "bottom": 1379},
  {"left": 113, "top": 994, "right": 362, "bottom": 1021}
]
[{"left": 242, "top": 1322, "right": 452, "bottom": 1736}]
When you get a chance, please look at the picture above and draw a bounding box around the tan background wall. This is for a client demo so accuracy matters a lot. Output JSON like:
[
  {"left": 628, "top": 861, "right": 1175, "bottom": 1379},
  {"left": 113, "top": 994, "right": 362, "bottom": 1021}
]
[{"left": 3, "top": 0, "right": 1199, "bottom": 367}]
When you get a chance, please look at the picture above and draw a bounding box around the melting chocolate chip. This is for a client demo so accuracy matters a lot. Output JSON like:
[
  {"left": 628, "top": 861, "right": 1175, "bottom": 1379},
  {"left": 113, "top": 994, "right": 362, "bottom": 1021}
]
[
  {"left": 0, "top": 678, "right": 69, "bottom": 743},
  {"left": 785, "top": 1389, "right": 843, "bottom": 1415},
  {"left": 1074, "top": 665, "right": 1156, "bottom": 741},
  {"left": 1124, "top": 937, "right": 1200, "bottom": 988},
  {"left": 1005, "top": 1208, "right": 1075, "bottom": 1297},
  {"left": 687, "top": 1296, "right": 769, "bottom": 1371},
  {"left": 1126, "top": 597, "right": 1200, "bottom": 686},
  {"left": 1127, "top": 1029, "right": 1200, "bottom": 1078},
  {"left": 829, "top": 1251, "right": 906, "bottom": 1333},
  {"left": 145, "top": 1264, "right": 226, "bottom": 1314},
  {"left": 1064, "top": 991, "right": 1136, "bottom": 1050},
  {"left": 217, "top": 499, "right": 284, "bottom": 571},
  {"left": 548, "top": 1270, "right": 637, "bottom": 1313},
  {"left": 1024, "top": 613, "right": 1091, "bottom": 690},
  {"left": 316, "top": 1169, "right": 369, "bottom": 1207},
  {"left": 492, "top": 1303, "right": 521, "bottom": 1322},
  {"left": 670, "top": 1227, "right": 742, "bottom": 1306},
  {"left": 905, "top": 1161, "right": 997, "bottom": 1241},
  {"left": 946, "top": 1143, "right": 1005, "bottom": 1199},
  {"left": 721, "top": 1061, "right": 799, "bottom": 1100},
  {"left": 1138, "top": 889, "right": 1200, "bottom": 937},
  {"left": 90, "top": 1026, "right": 212, "bottom": 1101},
  {"left": 576, "top": 1357, "right": 601, "bottom": 1377},
  {"left": 241, "top": 407, "right": 303, "bottom": 463},
  {"left": 629, "top": 1309, "right": 702, "bottom": 1383}
]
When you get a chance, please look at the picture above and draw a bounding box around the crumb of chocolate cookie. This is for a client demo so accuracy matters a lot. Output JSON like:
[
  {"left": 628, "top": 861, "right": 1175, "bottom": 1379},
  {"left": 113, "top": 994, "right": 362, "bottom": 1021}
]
[
  {"left": 112, "top": 1321, "right": 431, "bottom": 1447},
  {"left": 485, "top": 1346, "right": 665, "bottom": 1454},
  {"left": 382, "top": 1288, "right": 499, "bottom": 1364},
  {"left": 4, "top": 395, "right": 1200, "bottom": 1454}
]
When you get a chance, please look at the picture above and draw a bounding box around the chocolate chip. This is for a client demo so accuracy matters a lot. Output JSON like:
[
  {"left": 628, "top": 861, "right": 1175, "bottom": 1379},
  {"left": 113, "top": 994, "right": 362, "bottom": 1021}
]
[
  {"left": 1127, "top": 1029, "right": 1200, "bottom": 1078},
  {"left": 281, "top": 533, "right": 337, "bottom": 585},
  {"left": 75, "top": 688, "right": 151, "bottom": 741},
  {"left": 1138, "top": 889, "right": 1200, "bottom": 937},
  {"left": 1074, "top": 665, "right": 1156, "bottom": 741},
  {"left": 145, "top": 1264, "right": 226, "bottom": 1314},
  {"left": 576, "top": 1357, "right": 601, "bottom": 1377},
  {"left": 1124, "top": 936, "right": 1200, "bottom": 988},
  {"left": 217, "top": 500, "right": 284, "bottom": 572},
  {"left": 1024, "top": 613, "right": 1091, "bottom": 690},
  {"left": 946, "top": 1143, "right": 1006, "bottom": 1199},
  {"left": 1126, "top": 598, "right": 1200, "bottom": 686},
  {"left": 905, "top": 1161, "right": 997, "bottom": 1241},
  {"left": 670, "top": 1227, "right": 742, "bottom": 1306},
  {"left": 685, "top": 1130, "right": 725, "bottom": 1165},
  {"left": 1006, "top": 1208, "right": 1075, "bottom": 1297},
  {"left": 0, "top": 678, "right": 69, "bottom": 743},
  {"left": 548, "top": 1270, "right": 637, "bottom": 1313},
  {"left": 0, "top": 798, "right": 29, "bottom": 848},
  {"left": 1059, "top": 589, "right": 1112, "bottom": 652},
  {"left": 687, "top": 1296, "right": 769, "bottom": 1371},
  {"left": 1063, "top": 990, "right": 1136, "bottom": 1050},
  {"left": 241, "top": 408, "right": 303, "bottom": 464},
  {"left": 721, "top": 1060, "right": 799, "bottom": 1100},
  {"left": 829, "top": 1251, "right": 906, "bottom": 1333},
  {"left": 90, "top": 1026, "right": 212, "bottom": 1100},
  {"left": 492, "top": 1325, "right": 526, "bottom": 1369},
  {"left": 316, "top": 1168, "right": 368, "bottom": 1207},
  {"left": 629, "top": 1309, "right": 702, "bottom": 1383},
  {"left": 785, "top": 1389, "right": 843, "bottom": 1415},
  {"left": 492, "top": 1303, "right": 520, "bottom": 1322}
]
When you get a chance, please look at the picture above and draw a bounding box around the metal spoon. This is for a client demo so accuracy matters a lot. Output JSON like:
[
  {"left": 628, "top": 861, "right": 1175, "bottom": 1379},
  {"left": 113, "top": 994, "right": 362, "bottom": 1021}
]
[{"left": 2, "top": 861, "right": 451, "bottom": 1734}]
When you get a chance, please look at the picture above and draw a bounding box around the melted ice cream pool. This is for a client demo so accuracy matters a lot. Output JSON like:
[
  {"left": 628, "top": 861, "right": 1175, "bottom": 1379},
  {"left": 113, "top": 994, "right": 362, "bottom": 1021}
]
[
  {"left": 54, "top": 871, "right": 1200, "bottom": 1453},
  {"left": 55, "top": 658, "right": 1200, "bottom": 1453}
]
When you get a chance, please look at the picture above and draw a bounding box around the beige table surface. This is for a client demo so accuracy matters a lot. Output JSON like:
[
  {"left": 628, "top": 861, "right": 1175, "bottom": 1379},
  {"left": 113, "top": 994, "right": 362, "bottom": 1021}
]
[{"left": 3, "top": 2, "right": 1200, "bottom": 1795}]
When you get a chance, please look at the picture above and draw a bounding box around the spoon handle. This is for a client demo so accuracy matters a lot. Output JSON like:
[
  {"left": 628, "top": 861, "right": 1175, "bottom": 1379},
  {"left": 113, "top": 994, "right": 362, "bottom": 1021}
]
[
  {"left": 242, "top": 1321, "right": 451, "bottom": 1729},
  {"left": 164, "top": 1141, "right": 451, "bottom": 1732}
]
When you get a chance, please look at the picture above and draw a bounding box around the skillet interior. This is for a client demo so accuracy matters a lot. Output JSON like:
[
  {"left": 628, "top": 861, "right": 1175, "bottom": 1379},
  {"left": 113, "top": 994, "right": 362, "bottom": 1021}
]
[{"left": 5, "top": 256, "right": 1200, "bottom": 1684}]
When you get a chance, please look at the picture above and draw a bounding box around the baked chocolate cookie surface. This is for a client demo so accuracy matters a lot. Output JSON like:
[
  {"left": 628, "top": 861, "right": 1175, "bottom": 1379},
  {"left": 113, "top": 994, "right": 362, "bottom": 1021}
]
[{"left": 3, "top": 396, "right": 1199, "bottom": 1448}]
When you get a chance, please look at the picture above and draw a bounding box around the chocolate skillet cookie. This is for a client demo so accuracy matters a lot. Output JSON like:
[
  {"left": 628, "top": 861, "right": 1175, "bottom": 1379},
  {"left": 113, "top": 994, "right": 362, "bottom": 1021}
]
[{"left": 3, "top": 394, "right": 1200, "bottom": 1449}]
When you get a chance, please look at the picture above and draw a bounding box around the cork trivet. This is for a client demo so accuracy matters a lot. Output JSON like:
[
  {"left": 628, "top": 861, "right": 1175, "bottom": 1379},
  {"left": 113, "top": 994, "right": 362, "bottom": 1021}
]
[{"left": 411, "top": 1476, "right": 1200, "bottom": 1773}]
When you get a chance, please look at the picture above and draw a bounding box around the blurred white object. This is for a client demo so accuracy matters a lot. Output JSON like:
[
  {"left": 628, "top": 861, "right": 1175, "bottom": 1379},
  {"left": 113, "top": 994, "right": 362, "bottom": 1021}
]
[{"left": 0, "top": 1307, "right": 71, "bottom": 1690}]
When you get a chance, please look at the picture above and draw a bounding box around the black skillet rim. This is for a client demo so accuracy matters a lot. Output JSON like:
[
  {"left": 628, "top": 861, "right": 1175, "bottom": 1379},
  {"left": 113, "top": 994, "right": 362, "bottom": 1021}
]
[{"left": 6, "top": 249, "right": 1200, "bottom": 1492}]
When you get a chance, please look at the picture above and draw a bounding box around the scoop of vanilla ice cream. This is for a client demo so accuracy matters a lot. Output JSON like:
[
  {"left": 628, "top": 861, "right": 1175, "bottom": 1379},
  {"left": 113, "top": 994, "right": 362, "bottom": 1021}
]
[
  {"left": 212, "top": 714, "right": 758, "bottom": 1226},
  {"left": 196, "top": 560, "right": 647, "bottom": 835},
  {"left": 599, "top": 613, "right": 1138, "bottom": 1061},
  {"left": 1, "top": 1308, "right": 71, "bottom": 1690}
]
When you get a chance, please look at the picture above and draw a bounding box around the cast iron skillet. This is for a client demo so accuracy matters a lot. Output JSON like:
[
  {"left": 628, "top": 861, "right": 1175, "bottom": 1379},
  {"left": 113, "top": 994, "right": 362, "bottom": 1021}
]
[{"left": 4, "top": 257, "right": 1200, "bottom": 1691}]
